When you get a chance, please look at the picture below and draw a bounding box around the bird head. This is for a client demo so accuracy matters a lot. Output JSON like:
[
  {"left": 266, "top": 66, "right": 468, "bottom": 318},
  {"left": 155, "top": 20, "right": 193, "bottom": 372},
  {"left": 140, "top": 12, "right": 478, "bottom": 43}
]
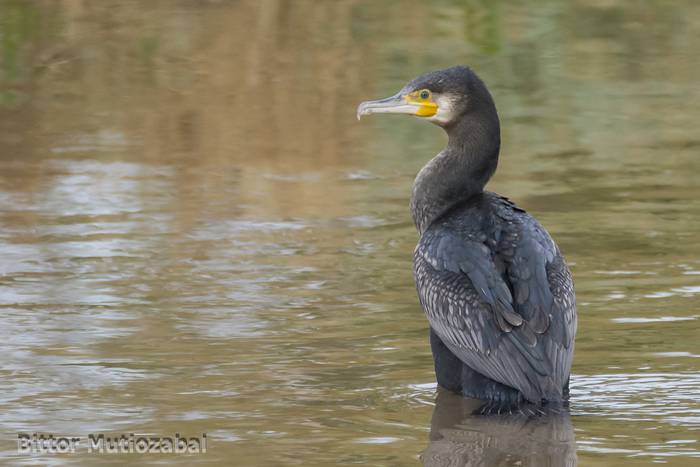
[{"left": 357, "top": 66, "right": 487, "bottom": 128}]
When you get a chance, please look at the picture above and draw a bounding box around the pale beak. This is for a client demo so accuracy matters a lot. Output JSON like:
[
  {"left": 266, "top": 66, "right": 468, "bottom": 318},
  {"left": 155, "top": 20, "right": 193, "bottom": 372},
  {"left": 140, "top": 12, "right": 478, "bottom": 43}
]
[{"left": 357, "top": 93, "right": 418, "bottom": 120}]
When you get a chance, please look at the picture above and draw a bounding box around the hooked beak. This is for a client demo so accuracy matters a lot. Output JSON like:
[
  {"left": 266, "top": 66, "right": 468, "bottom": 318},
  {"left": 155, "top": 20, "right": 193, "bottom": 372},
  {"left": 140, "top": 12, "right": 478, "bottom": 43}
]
[{"left": 357, "top": 92, "right": 437, "bottom": 120}]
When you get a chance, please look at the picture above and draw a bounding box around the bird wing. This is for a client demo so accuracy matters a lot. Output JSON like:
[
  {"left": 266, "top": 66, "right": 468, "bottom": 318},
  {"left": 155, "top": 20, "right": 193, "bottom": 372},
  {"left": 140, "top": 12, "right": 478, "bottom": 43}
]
[{"left": 414, "top": 210, "right": 576, "bottom": 403}]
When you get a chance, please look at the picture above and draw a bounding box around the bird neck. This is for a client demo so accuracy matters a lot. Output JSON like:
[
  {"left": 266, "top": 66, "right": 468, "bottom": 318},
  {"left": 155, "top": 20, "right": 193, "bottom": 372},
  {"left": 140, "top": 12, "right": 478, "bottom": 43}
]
[{"left": 410, "top": 112, "right": 500, "bottom": 234}]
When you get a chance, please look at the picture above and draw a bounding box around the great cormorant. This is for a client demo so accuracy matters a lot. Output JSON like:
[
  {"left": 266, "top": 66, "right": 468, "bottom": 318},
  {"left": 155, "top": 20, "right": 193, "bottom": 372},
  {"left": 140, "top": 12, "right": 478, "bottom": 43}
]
[{"left": 357, "top": 66, "right": 577, "bottom": 405}]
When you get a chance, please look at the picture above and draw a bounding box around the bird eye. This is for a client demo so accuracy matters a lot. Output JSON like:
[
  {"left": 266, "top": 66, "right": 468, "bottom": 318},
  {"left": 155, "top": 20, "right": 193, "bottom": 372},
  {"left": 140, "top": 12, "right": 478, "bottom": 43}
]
[{"left": 420, "top": 90, "right": 431, "bottom": 100}]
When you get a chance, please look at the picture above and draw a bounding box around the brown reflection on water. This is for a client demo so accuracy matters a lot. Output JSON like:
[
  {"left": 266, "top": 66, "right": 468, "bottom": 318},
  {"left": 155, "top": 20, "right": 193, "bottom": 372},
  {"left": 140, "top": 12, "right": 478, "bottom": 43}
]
[
  {"left": 1, "top": 0, "right": 700, "bottom": 465},
  {"left": 1, "top": 0, "right": 385, "bottom": 225}
]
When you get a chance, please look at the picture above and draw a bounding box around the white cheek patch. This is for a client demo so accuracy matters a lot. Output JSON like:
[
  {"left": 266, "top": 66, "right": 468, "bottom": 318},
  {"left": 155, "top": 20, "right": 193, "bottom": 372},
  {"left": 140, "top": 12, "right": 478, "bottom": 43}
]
[{"left": 427, "top": 94, "right": 459, "bottom": 125}]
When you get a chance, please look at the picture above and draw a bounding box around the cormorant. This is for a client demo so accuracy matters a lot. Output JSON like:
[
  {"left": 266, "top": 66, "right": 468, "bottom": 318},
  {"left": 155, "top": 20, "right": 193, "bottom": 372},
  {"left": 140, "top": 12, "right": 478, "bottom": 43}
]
[{"left": 357, "top": 66, "right": 577, "bottom": 405}]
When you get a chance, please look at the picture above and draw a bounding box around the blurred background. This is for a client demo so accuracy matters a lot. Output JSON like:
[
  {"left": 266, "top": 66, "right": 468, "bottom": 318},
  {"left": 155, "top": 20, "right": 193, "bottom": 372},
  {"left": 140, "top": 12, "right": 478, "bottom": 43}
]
[{"left": 1, "top": 0, "right": 699, "bottom": 465}]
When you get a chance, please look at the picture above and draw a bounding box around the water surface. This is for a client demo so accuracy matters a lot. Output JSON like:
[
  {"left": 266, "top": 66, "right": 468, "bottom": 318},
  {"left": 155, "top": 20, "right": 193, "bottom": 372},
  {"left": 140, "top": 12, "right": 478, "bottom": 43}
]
[{"left": 1, "top": 1, "right": 699, "bottom": 465}]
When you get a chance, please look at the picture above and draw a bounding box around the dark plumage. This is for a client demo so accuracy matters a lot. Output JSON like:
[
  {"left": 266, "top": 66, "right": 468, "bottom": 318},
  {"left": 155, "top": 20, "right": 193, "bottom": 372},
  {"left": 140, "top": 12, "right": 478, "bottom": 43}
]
[{"left": 358, "top": 66, "right": 577, "bottom": 405}]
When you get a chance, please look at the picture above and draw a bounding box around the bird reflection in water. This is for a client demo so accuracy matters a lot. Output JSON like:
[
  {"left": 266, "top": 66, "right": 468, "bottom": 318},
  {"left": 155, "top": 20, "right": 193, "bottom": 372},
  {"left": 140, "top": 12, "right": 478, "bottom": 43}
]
[{"left": 421, "top": 388, "right": 577, "bottom": 467}]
